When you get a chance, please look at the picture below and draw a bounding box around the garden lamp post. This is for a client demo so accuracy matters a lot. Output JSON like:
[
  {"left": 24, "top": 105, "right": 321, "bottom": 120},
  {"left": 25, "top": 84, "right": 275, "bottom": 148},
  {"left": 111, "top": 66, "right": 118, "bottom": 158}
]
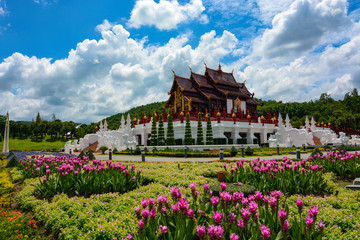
[
  {"left": 220, "top": 148, "right": 224, "bottom": 160},
  {"left": 141, "top": 149, "right": 145, "bottom": 162}
]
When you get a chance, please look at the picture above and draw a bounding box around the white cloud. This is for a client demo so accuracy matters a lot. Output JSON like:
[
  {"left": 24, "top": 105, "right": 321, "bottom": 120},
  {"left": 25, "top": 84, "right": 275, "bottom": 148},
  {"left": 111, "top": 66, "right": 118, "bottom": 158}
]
[
  {"left": 128, "top": 0, "right": 207, "bottom": 30},
  {"left": 0, "top": 24, "right": 237, "bottom": 123},
  {"left": 253, "top": 0, "right": 350, "bottom": 61}
]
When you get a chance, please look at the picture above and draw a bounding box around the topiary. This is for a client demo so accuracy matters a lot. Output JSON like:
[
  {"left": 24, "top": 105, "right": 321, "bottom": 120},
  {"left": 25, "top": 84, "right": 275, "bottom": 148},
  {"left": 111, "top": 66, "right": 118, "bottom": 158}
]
[
  {"left": 78, "top": 150, "right": 85, "bottom": 159},
  {"left": 206, "top": 113, "right": 214, "bottom": 145},
  {"left": 6, "top": 151, "right": 19, "bottom": 168},
  {"left": 184, "top": 113, "right": 193, "bottom": 145},
  {"left": 99, "top": 146, "right": 108, "bottom": 154},
  {"left": 135, "top": 147, "right": 141, "bottom": 155},
  {"left": 87, "top": 151, "right": 96, "bottom": 160},
  {"left": 230, "top": 146, "right": 238, "bottom": 157},
  {"left": 245, "top": 146, "right": 254, "bottom": 156}
]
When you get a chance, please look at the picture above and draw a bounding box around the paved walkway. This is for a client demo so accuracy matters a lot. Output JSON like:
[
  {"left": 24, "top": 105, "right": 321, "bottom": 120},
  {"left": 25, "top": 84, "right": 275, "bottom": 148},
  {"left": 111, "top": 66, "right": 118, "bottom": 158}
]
[{"left": 94, "top": 152, "right": 314, "bottom": 162}]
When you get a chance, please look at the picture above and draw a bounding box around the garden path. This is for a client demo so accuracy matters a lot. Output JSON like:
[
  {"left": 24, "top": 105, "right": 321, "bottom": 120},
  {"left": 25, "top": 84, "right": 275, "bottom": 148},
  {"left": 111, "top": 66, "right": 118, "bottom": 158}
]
[{"left": 94, "top": 152, "right": 316, "bottom": 162}]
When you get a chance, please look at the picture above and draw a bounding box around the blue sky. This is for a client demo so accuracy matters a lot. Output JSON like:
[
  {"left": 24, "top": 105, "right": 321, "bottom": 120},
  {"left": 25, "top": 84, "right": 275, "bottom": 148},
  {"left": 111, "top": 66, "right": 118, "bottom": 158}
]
[{"left": 0, "top": 0, "right": 359, "bottom": 123}]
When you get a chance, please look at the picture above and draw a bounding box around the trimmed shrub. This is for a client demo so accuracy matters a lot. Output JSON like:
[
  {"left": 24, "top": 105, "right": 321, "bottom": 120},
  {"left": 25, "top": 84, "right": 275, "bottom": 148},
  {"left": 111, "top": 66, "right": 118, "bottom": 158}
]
[
  {"left": 6, "top": 152, "right": 19, "bottom": 168},
  {"left": 99, "top": 146, "right": 108, "bottom": 154},
  {"left": 230, "top": 146, "right": 237, "bottom": 157},
  {"left": 166, "top": 115, "right": 175, "bottom": 146},
  {"left": 245, "top": 146, "right": 254, "bottom": 156},
  {"left": 184, "top": 113, "right": 193, "bottom": 145},
  {"left": 205, "top": 114, "right": 214, "bottom": 145},
  {"left": 157, "top": 115, "right": 165, "bottom": 146}
]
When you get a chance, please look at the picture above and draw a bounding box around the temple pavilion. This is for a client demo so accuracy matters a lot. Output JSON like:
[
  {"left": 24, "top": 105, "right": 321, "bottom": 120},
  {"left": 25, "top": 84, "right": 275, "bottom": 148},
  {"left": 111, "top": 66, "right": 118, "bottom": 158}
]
[
  {"left": 166, "top": 64, "right": 259, "bottom": 116},
  {"left": 130, "top": 64, "right": 278, "bottom": 147}
]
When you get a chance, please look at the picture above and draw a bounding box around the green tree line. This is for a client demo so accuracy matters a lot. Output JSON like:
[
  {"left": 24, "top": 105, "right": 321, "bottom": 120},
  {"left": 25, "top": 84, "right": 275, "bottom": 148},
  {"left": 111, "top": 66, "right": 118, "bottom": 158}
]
[{"left": 256, "top": 88, "right": 360, "bottom": 129}]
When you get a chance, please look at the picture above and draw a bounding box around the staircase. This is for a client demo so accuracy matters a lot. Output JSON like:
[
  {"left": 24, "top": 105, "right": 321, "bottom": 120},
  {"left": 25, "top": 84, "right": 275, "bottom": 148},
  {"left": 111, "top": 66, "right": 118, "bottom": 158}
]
[
  {"left": 312, "top": 136, "right": 322, "bottom": 145},
  {"left": 84, "top": 141, "right": 101, "bottom": 153}
]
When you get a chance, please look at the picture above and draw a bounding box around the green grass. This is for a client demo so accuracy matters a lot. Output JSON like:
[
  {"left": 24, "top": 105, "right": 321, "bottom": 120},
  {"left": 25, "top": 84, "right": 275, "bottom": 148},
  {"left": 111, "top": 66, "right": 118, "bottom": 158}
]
[{"left": 8, "top": 136, "right": 72, "bottom": 151}]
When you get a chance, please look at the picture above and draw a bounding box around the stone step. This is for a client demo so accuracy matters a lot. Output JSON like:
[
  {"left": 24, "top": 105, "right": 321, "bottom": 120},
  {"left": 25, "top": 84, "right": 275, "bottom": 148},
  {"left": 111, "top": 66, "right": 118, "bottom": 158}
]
[{"left": 313, "top": 136, "right": 322, "bottom": 145}]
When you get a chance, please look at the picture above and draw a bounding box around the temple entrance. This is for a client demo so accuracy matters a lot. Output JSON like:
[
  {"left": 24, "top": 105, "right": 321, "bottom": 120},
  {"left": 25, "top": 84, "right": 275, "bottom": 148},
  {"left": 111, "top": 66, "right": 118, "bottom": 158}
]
[
  {"left": 224, "top": 132, "right": 232, "bottom": 144},
  {"left": 254, "top": 133, "right": 261, "bottom": 144}
]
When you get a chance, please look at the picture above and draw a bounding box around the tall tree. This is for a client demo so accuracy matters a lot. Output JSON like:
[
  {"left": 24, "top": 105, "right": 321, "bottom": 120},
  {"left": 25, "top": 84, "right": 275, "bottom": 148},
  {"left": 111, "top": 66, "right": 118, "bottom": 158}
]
[
  {"left": 157, "top": 115, "right": 165, "bottom": 146},
  {"left": 206, "top": 113, "right": 214, "bottom": 145},
  {"left": 196, "top": 112, "right": 204, "bottom": 145},
  {"left": 184, "top": 113, "right": 193, "bottom": 145},
  {"left": 166, "top": 115, "right": 175, "bottom": 146}
]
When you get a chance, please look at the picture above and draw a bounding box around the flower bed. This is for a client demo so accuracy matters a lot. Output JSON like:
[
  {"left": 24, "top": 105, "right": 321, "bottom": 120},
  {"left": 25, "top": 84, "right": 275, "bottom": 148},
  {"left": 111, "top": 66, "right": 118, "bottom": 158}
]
[
  {"left": 17, "top": 154, "right": 146, "bottom": 198},
  {"left": 11, "top": 160, "right": 360, "bottom": 239},
  {"left": 310, "top": 151, "right": 360, "bottom": 179},
  {"left": 223, "top": 158, "right": 331, "bottom": 195},
  {"left": 127, "top": 183, "right": 324, "bottom": 239}
]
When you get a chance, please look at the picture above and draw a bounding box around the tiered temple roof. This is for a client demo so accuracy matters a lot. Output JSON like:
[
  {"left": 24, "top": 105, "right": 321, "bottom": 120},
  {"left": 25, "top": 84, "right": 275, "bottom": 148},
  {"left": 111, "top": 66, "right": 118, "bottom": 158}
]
[{"left": 166, "top": 65, "right": 259, "bottom": 114}]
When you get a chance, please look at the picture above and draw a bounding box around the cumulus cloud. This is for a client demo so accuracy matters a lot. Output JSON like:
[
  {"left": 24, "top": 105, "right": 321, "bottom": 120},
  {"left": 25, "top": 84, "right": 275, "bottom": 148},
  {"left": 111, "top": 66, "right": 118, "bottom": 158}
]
[
  {"left": 128, "top": 0, "right": 207, "bottom": 30},
  {"left": 253, "top": 0, "right": 350, "bottom": 61},
  {"left": 0, "top": 24, "right": 237, "bottom": 122}
]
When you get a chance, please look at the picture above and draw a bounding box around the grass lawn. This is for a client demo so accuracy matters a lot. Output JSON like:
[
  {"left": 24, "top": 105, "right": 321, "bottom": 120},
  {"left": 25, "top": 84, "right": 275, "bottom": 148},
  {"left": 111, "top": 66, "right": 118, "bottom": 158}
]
[{"left": 8, "top": 136, "right": 73, "bottom": 151}]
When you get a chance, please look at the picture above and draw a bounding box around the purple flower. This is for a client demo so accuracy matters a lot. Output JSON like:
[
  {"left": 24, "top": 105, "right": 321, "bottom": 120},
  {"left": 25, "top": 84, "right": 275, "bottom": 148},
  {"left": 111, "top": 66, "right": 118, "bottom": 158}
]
[
  {"left": 159, "top": 225, "right": 168, "bottom": 234},
  {"left": 178, "top": 198, "right": 189, "bottom": 212},
  {"left": 138, "top": 220, "right": 145, "bottom": 230},
  {"left": 249, "top": 201, "right": 258, "bottom": 214},
  {"left": 270, "top": 190, "right": 282, "bottom": 199},
  {"left": 260, "top": 225, "right": 271, "bottom": 239},
  {"left": 46, "top": 169, "right": 50, "bottom": 175},
  {"left": 230, "top": 233, "right": 239, "bottom": 240},
  {"left": 283, "top": 220, "right": 290, "bottom": 232},
  {"left": 196, "top": 225, "right": 206, "bottom": 239},
  {"left": 237, "top": 219, "right": 244, "bottom": 229},
  {"left": 42, "top": 177, "right": 47, "bottom": 182},
  {"left": 241, "top": 197, "right": 248, "bottom": 206},
  {"left": 220, "top": 191, "right": 232, "bottom": 203},
  {"left": 171, "top": 187, "right": 182, "bottom": 199},
  {"left": 207, "top": 225, "right": 224, "bottom": 240},
  {"left": 241, "top": 208, "right": 251, "bottom": 222},
  {"left": 126, "top": 233, "right": 133, "bottom": 240},
  {"left": 190, "top": 182, "right": 197, "bottom": 191},
  {"left": 211, "top": 196, "right": 219, "bottom": 207},
  {"left": 187, "top": 208, "right": 195, "bottom": 218},
  {"left": 148, "top": 198, "right": 155, "bottom": 209},
  {"left": 142, "top": 209, "right": 150, "bottom": 220},
  {"left": 254, "top": 191, "right": 262, "bottom": 200},
  {"left": 171, "top": 203, "right": 179, "bottom": 213},
  {"left": 150, "top": 208, "right": 156, "bottom": 219},
  {"left": 308, "top": 205, "right": 319, "bottom": 218},
  {"left": 157, "top": 195, "right": 168, "bottom": 206},
  {"left": 269, "top": 197, "right": 277, "bottom": 208},
  {"left": 220, "top": 182, "right": 227, "bottom": 191},
  {"left": 203, "top": 183, "right": 210, "bottom": 192},
  {"left": 141, "top": 199, "right": 148, "bottom": 208},
  {"left": 134, "top": 206, "right": 141, "bottom": 218},
  {"left": 296, "top": 199, "right": 303, "bottom": 212},
  {"left": 36, "top": 167, "right": 40, "bottom": 172},
  {"left": 278, "top": 209, "right": 287, "bottom": 222},
  {"left": 305, "top": 217, "right": 314, "bottom": 227},
  {"left": 228, "top": 212, "right": 236, "bottom": 224},
  {"left": 317, "top": 219, "right": 325, "bottom": 230},
  {"left": 212, "top": 211, "right": 223, "bottom": 225},
  {"left": 131, "top": 176, "right": 136, "bottom": 181}
]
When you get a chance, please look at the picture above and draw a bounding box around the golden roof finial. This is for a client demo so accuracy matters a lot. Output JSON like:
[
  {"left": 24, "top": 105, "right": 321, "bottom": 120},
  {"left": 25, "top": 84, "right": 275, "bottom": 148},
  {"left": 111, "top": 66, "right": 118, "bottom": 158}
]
[
  {"left": 218, "top": 63, "right": 222, "bottom": 70},
  {"left": 188, "top": 65, "right": 192, "bottom": 72},
  {"left": 244, "top": 79, "right": 247, "bottom": 84},
  {"left": 172, "top": 69, "right": 176, "bottom": 77},
  {"left": 203, "top": 61, "right": 207, "bottom": 67}
]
